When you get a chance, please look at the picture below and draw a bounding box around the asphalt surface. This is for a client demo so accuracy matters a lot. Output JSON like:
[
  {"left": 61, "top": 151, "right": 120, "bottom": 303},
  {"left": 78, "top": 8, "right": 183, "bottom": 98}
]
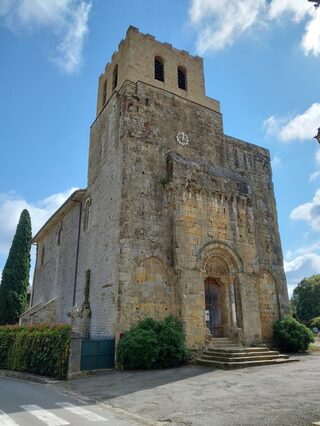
[
  {"left": 0, "top": 376, "right": 140, "bottom": 425},
  {"left": 56, "top": 352, "right": 320, "bottom": 426}
]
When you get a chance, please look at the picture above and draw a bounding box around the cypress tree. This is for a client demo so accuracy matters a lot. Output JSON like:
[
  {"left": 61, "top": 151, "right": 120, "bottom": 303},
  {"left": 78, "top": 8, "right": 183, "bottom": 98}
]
[{"left": 0, "top": 209, "right": 32, "bottom": 324}]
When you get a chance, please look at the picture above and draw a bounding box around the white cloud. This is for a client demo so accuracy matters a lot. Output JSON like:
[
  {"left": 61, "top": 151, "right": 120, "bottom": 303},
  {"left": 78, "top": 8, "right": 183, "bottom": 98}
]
[
  {"left": 188, "top": 0, "right": 266, "bottom": 53},
  {"left": 268, "top": 0, "right": 310, "bottom": 22},
  {"left": 309, "top": 171, "right": 320, "bottom": 182},
  {"left": 271, "top": 153, "right": 281, "bottom": 168},
  {"left": 54, "top": 1, "right": 91, "bottom": 73},
  {"left": 188, "top": 0, "right": 319, "bottom": 57},
  {"left": 301, "top": 11, "right": 320, "bottom": 57},
  {"left": 284, "top": 252, "right": 320, "bottom": 295},
  {"left": 310, "top": 150, "right": 320, "bottom": 181},
  {"left": 264, "top": 103, "right": 320, "bottom": 142},
  {"left": 0, "top": 188, "right": 78, "bottom": 255},
  {"left": 0, "top": 0, "right": 91, "bottom": 73},
  {"left": 284, "top": 252, "right": 320, "bottom": 273},
  {"left": 290, "top": 188, "right": 320, "bottom": 231}
]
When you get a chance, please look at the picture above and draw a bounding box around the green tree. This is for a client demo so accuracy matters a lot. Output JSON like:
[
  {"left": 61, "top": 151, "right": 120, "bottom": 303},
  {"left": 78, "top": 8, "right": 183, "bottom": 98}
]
[
  {"left": 310, "top": 316, "right": 320, "bottom": 330},
  {"left": 0, "top": 210, "right": 32, "bottom": 324},
  {"left": 291, "top": 275, "right": 320, "bottom": 326}
]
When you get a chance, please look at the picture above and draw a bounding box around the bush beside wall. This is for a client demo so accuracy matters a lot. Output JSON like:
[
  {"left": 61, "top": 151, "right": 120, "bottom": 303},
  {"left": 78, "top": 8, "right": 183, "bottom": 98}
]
[
  {"left": 0, "top": 324, "right": 71, "bottom": 379},
  {"left": 118, "top": 316, "right": 189, "bottom": 370},
  {"left": 273, "top": 315, "right": 314, "bottom": 353}
]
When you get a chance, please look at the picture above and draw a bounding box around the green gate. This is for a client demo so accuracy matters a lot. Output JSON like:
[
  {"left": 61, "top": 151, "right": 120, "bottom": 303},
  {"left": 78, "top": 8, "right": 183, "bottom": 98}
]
[{"left": 80, "top": 339, "right": 115, "bottom": 371}]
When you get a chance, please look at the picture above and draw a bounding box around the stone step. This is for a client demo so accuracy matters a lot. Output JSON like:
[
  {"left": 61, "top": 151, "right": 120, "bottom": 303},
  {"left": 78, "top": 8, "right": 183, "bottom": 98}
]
[
  {"left": 198, "top": 344, "right": 297, "bottom": 369},
  {"left": 201, "top": 354, "right": 289, "bottom": 362},
  {"left": 210, "top": 337, "right": 233, "bottom": 341},
  {"left": 197, "top": 357, "right": 297, "bottom": 369},
  {"left": 208, "top": 338, "right": 236, "bottom": 344},
  {"left": 208, "top": 344, "right": 241, "bottom": 348},
  {"left": 204, "top": 350, "right": 280, "bottom": 358},
  {"left": 206, "top": 347, "right": 271, "bottom": 353}
]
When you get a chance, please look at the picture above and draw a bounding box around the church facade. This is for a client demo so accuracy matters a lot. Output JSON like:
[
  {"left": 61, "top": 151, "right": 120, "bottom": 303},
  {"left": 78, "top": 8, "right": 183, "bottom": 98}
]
[{"left": 21, "top": 26, "right": 289, "bottom": 349}]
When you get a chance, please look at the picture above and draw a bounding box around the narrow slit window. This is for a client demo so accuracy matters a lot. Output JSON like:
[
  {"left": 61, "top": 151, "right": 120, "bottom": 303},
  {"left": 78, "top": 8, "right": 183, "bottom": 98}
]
[
  {"left": 41, "top": 246, "right": 45, "bottom": 265},
  {"left": 57, "top": 222, "right": 63, "bottom": 246},
  {"left": 84, "top": 269, "right": 91, "bottom": 307},
  {"left": 178, "top": 66, "right": 187, "bottom": 90},
  {"left": 154, "top": 57, "right": 164, "bottom": 82},
  {"left": 83, "top": 198, "right": 91, "bottom": 232},
  {"left": 112, "top": 65, "right": 118, "bottom": 90},
  {"left": 102, "top": 80, "right": 107, "bottom": 105}
]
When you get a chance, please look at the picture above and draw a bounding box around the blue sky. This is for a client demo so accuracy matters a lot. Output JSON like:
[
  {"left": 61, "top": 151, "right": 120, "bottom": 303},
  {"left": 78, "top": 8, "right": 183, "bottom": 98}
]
[{"left": 1, "top": 0, "right": 320, "bottom": 296}]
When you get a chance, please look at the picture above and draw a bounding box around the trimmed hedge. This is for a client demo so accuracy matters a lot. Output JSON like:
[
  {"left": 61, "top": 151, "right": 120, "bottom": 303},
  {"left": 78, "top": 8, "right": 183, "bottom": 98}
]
[
  {"left": 118, "top": 316, "right": 189, "bottom": 370},
  {"left": 0, "top": 323, "right": 71, "bottom": 379},
  {"left": 273, "top": 315, "right": 314, "bottom": 353}
]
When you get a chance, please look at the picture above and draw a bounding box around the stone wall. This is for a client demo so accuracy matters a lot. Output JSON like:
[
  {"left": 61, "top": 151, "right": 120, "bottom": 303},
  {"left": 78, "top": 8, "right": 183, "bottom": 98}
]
[
  {"left": 113, "top": 79, "right": 288, "bottom": 347},
  {"left": 26, "top": 201, "right": 82, "bottom": 324},
  {"left": 74, "top": 88, "right": 124, "bottom": 338},
  {"left": 20, "top": 299, "right": 57, "bottom": 325}
]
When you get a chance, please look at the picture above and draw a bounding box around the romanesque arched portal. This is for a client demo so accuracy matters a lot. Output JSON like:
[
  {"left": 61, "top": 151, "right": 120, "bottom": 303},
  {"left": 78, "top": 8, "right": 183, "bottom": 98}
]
[{"left": 198, "top": 242, "right": 243, "bottom": 339}]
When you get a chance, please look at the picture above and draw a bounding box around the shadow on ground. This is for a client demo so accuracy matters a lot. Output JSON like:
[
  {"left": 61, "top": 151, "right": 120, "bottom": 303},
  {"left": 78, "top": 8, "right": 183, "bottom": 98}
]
[{"left": 63, "top": 365, "right": 213, "bottom": 400}]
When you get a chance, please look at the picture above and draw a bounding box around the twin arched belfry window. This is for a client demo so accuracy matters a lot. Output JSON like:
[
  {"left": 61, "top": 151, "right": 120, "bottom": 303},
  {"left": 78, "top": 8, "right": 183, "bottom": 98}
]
[{"left": 154, "top": 57, "right": 187, "bottom": 90}]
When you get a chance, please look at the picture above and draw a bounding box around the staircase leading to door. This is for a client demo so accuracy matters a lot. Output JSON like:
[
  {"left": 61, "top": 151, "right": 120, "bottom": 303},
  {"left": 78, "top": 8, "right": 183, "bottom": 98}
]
[{"left": 197, "top": 338, "right": 297, "bottom": 369}]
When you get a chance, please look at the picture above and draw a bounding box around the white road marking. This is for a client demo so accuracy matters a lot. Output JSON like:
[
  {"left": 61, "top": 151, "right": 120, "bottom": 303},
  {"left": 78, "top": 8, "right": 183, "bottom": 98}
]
[
  {"left": 55, "top": 402, "right": 108, "bottom": 422},
  {"left": 21, "top": 404, "right": 70, "bottom": 425},
  {"left": 0, "top": 410, "right": 19, "bottom": 426}
]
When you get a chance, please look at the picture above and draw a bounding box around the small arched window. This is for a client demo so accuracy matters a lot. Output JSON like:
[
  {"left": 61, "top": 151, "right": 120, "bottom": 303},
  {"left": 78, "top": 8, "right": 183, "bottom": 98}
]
[
  {"left": 112, "top": 65, "right": 118, "bottom": 90},
  {"left": 178, "top": 66, "right": 187, "bottom": 90},
  {"left": 154, "top": 56, "right": 164, "bottom": 82},
  {"left": 83, "top": 198, "right": 91, "bottom": 232},
  {"left": 102, "top": 80, "right": 107, "bottom": 105}
]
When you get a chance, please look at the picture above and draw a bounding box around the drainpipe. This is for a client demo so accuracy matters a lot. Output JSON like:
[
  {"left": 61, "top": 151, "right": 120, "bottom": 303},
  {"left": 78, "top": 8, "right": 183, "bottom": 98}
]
[{"left": 72, "top": 200, "right": 82, "bottom": 306}]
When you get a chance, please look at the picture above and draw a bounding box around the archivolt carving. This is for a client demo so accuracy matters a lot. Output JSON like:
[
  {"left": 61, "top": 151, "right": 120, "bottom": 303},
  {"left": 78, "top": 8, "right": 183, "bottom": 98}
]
[
  {"left": 205, "top": 255, "right": 229, "bottom": 277},
  {"left": 196, "top": 241, "right": 243, "bottom": 274}
]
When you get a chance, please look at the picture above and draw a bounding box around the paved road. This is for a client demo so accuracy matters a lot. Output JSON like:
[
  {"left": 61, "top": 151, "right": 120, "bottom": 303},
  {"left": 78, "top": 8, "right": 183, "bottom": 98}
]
[
  {"left": 57, "top": 352, "right": 320, "bottom": 426},
  {"left": 0, "top": 377, "right": 139, "bottom": 425}
]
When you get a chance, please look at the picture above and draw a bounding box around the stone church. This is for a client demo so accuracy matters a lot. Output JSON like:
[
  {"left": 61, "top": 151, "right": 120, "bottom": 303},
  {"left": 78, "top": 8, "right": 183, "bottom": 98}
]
[{"left": 21, "top": 26, "right": 289, "bottom": 350}]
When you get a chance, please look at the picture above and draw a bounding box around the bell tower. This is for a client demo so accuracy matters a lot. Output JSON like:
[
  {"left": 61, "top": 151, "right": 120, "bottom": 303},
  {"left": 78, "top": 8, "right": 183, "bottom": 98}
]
[
  {"left": 96, "top": 26, "right": 220, "bottom": 116},
  {"left": 84, "top": 26, "right": 288, "bottom": 347}
]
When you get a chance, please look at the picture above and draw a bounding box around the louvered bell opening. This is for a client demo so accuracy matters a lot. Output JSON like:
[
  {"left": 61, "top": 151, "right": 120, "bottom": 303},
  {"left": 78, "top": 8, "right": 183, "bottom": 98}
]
[
  {"left": 178, "top": 68, "right": 186, "bottom": 90},
  {"left": 154, "top": 58, "right": 164, "bottom": 82},
  {"left": 112, "top": 65, "right": 118, "bottom": 90}
]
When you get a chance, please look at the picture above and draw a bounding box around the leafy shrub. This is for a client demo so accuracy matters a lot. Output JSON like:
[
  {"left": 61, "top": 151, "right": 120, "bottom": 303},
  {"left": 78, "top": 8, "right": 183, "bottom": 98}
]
[
  {"left": 310, "top": 317, "right": 320, "bottom": 330},
  {"left": 156, "top": 316, "right": 189, "bottom": 368},
  {"left": 118, "top": 316, "right": 189, "bottom": 370},
  {"left": 0, "top": 323, "right": 71, "bottom": 379},
  {"left": 273, "top": 315, "right": 314, "bottom": 353}
]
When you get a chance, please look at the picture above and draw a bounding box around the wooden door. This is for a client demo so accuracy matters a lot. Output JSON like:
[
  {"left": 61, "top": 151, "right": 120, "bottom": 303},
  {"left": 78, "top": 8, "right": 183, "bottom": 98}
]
[{"left": 205, "top": 278, "right": 223, "bottom": 337}]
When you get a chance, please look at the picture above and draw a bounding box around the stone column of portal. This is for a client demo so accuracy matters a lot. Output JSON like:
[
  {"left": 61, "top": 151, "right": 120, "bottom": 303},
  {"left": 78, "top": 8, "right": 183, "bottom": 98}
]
[{"left": 229, "top": 279, "right": 238, "bottom": 326}]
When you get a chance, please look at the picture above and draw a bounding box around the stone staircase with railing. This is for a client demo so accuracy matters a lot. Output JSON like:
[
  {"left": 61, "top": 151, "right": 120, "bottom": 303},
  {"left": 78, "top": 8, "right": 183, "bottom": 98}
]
[{"left": 197, "top": 338, "right": 297, "bottom": 369}]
